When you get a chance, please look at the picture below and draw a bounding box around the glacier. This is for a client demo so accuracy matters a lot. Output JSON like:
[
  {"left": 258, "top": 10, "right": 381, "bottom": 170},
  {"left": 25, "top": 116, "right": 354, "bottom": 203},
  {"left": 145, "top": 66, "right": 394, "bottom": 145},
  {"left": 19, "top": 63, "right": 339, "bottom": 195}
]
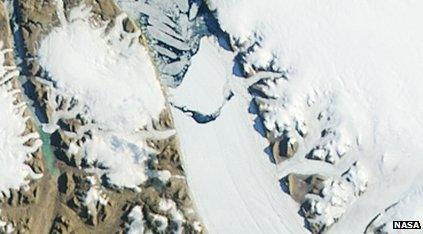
[
  {"left": 131, "top": 0, "right": 423, "bottom": 232},
  {"left": 184, "top": 0, "right": 423, "bottom": 233}
]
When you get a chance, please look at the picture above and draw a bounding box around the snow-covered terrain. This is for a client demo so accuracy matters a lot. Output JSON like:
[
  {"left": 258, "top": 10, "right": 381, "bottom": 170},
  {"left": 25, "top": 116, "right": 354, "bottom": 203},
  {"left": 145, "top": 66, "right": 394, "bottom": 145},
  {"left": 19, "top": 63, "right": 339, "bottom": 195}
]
[
  {"left": 170, "top": 36, "right": 307, "bottom": 233},
  {"left": 126, "top": 205, "right": 144, "bottom": 234},
  {"left": 38, "top": 3, "right": 165, "bottom": 132},
  {"left": 0, "top": 216, "right": 14, "bottom": 234},
  {"left": 365, "top": 174, "right": 423, "bottom": 233},
  {"left": 0, "top": 41, "right": 42, "bottom": 198},
  {"left": 126, "top": 197, "right": 201, "bottom": 233},
  {"left": 36, "top": 2, "right": 168, "bottom": 190},
  {"left": 0, "top": 40, "right": 41, "bottom": 233},
  {"left": 187, "top": 0, "right": 423, "bottom": 232},
  {"left": 83, "top": 176, "right": 108, "bottom": 216},
  {"left": 2, "top": 0, "right": 422, "bottom": 232}
]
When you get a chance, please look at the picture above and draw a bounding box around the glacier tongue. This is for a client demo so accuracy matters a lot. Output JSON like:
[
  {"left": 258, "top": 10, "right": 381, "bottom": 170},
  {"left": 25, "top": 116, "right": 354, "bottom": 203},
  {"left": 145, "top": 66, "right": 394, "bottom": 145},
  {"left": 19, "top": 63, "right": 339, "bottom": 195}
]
[{"left": 168, "top": 34, "right": 307, "bottom": 233}]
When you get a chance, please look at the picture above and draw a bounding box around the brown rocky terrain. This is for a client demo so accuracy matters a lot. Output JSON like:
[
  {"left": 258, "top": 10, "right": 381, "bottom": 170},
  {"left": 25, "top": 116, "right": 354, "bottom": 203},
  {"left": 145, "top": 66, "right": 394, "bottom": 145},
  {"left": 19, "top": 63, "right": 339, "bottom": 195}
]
[
  {"left": 0, "top": 0, "right": 205, "bottom": 233},
  {"left": 0, "top": 2, "right": 55, "bottom": 233}
]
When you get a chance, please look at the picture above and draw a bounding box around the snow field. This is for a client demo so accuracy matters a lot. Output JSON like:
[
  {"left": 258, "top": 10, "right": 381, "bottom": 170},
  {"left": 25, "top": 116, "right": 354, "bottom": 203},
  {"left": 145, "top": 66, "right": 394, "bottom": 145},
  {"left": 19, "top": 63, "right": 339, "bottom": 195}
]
[
  {"left": 207, "top": 0, "right": 423, "bottom": 232},
  {"left": 0, "top": 41, "right": 42, "bottom": 199},
  {"left": 37, "top": 1, "right": 168, "bottom": 190}
]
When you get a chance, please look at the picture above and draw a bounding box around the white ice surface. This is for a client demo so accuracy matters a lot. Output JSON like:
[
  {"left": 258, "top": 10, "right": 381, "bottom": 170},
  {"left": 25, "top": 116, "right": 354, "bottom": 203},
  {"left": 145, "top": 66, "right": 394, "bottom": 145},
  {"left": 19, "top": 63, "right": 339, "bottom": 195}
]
[
  {"left": 126, "top": 205, "right": 144, "bottom": 234},
  {"left": 83, "top": 176, "right": 108, "bottom": 215},
  {"left": 0, "top": 217, "right": 14, "bottom": 234},
  {"left": 173, "top": 97, "right": 306, "bottom": 234},
  {"left": 36, "top": 3, "right": 167, "bottom": 190},
  {"left": 170, "top": 37, "right": 232, "bottom": 113},
  {"left": 208, "top": 0, "right": 423, "bottom": 232},
  {"left": 0, "top": 42, "right": 42, "bottom": 198},
  {"left": 83, "top": 132, "right": 152, "bottom": 190},
  {"left": 172, "top": 37, "right": 307, "bottom": 233},
  {"left": 366, "top": 174, "right": 423, "bottom": 234},
  {"left": 158, "top": 199, "right": 186, "bottom": 234},
  {"left": 0, "top": 84, "right": 41, "bottom": 197},
  {"left": 38, "top": 4, "right": 165, "bottom": 132}
]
